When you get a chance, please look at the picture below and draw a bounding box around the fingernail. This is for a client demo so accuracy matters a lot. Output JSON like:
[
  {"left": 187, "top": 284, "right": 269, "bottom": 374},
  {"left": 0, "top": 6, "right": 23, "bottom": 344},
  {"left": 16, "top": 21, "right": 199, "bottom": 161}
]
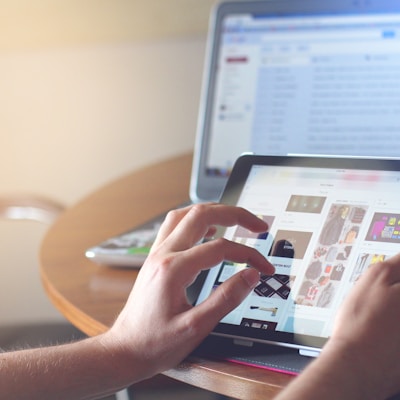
[{"left": 241, "top": 268, "right": 260, "bottom": 289}]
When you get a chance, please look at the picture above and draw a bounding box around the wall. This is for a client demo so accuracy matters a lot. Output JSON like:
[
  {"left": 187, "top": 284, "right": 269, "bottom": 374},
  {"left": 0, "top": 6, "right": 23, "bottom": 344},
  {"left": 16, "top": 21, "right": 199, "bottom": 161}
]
[
  {"left": 0, "top": 16, "right": 208, "bottom": 324},
  {"left": 0, "top": 37, "right": 206, "bottom": 205}
]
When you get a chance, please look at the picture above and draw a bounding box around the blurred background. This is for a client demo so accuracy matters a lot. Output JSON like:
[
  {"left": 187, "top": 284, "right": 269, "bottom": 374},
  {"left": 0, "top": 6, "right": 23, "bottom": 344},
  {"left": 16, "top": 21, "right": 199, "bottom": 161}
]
[{"left": 0, "top": 0, "right": 218, "bottom": 328}]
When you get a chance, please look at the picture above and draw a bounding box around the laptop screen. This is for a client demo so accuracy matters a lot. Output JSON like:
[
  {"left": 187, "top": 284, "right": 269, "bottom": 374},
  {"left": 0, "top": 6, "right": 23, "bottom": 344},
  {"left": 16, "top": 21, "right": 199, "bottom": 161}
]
[{"left": 191, "top": 0, "right": 400, "bottom": 203}]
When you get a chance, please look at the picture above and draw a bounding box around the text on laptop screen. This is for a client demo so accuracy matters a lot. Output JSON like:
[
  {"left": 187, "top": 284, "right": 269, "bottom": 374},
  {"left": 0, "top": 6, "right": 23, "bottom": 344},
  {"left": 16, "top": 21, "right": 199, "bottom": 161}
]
[{"left": 206, "top": 12, "right": 400, "bottom": 176}]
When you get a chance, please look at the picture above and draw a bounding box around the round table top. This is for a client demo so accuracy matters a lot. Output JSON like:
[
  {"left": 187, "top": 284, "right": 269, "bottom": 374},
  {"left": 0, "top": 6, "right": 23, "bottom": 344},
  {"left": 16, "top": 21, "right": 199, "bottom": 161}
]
[{"left": 40, "top": 152, "right": 293, "bottom": 399}]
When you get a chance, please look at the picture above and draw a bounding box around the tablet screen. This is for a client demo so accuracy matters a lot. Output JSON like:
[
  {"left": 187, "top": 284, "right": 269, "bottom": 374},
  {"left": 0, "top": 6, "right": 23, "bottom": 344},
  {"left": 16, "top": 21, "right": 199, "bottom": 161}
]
[{"left": 195, "top": 155, "right": 400, "bottom": 352}]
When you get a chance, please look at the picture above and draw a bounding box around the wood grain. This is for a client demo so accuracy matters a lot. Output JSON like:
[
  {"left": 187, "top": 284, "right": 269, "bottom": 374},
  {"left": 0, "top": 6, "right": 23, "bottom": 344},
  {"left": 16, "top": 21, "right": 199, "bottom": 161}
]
[{"left": 40, "top": 153, "right": 293, "bottom": 399}]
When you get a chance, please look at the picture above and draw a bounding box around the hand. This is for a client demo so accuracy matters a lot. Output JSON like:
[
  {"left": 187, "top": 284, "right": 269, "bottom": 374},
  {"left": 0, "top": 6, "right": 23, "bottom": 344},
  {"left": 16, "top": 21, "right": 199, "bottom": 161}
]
[
  {"left": 324, "top": 253, "right": 400, "bottom": 399},
  {"left": 275, "top": 253, "right": 400, "bottom": 400},
  {"left": 105, "top": 203, "right": 275, "bottom": 382}
]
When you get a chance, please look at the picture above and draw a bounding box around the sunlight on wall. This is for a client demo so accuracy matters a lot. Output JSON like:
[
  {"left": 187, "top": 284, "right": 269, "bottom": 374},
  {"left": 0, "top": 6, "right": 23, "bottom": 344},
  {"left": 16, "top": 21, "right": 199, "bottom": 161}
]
[
  {"left": 0, "top": 0, "right": 213, "bottom": 324},
  {"left": 0, "top": 37, "right": 205, "bottom": 205}
]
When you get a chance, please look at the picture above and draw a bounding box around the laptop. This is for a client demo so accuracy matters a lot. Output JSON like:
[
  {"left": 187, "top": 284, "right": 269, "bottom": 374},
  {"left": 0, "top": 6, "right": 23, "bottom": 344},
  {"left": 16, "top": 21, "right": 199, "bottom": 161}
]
[
  {"left": 192, "top": 153, "right": 400, "bottom": 357},
  {"left": 86, "top": 0, "right": 400, "bottom": 267}
]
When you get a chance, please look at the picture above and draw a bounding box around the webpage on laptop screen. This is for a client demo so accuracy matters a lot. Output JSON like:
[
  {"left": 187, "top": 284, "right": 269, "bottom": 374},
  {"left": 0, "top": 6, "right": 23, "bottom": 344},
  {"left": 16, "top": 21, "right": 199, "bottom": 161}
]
[{"left": 206, "top": 13, "right": 400, "bottom": 176}]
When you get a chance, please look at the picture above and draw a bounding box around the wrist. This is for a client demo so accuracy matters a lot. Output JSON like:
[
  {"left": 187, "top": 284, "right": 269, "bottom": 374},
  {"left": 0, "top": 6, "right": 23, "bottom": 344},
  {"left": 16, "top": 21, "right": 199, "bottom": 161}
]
[
  {"left": 276, "top": 339, "right": 386, "bottom": 400},
  {"left": 96, "top": 329, "right": 155, "bottom": 387},
  {"left": 319, "top": 339, "right": 385, "bottom": 400}
]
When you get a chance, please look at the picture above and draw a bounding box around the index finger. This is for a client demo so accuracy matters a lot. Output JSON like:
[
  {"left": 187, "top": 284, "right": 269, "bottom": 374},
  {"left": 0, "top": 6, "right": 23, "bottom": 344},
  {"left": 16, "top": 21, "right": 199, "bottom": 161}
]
[
  {"left": 162, "top": 203, "right": 268, "bottom": 252},
  {"left": 151, "top": 205, "right": 194, "bottom": 249}
]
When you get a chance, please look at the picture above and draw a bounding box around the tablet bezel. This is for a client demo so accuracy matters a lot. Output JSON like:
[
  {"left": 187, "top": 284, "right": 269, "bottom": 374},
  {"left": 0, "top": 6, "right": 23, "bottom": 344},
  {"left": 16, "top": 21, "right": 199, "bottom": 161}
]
[{"left": 191, "top": 154, "right": 400, "bottom": 353}]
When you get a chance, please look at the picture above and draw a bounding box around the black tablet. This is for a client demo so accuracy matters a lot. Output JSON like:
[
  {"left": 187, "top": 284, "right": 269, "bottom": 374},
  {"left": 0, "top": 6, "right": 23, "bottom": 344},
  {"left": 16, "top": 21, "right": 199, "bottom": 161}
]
[{"left": 193, "top": 154, "right": 400, "bottom": 356}]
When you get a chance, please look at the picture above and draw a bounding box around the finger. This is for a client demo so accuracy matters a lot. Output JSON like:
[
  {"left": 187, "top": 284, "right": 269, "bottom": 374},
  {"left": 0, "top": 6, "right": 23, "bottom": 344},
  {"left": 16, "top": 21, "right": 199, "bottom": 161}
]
[
  {"left": 167, "top": 238, "right": 274, "bottom": 288},
  {"left": 204, "top": 225, "right": 218, "bottom": 239},
  {"left": 366, "top": 253, "right": 400, "bottom": 285},
  {"left": 151, "top": 205, "right": 194, "bottom": 249},
  {"left": 165, "top": 203, "right": 268, "bottom": 251},
  {"left": 182, "top": 268, "right": 261, "bottom": 337}
]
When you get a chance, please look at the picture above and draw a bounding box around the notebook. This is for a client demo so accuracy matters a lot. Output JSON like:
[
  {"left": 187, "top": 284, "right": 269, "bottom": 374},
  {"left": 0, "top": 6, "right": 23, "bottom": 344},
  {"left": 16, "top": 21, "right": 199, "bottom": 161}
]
[
  {"left": 86, "top": 0, "right": 400, "bottom": 267},
  {"left": 192, "top": 153, "right": 400, "bottom": 358}
]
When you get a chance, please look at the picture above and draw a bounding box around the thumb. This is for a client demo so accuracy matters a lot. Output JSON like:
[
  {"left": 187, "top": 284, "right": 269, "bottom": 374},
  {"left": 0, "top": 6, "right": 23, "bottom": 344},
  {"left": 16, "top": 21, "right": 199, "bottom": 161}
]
[{"left": 190, "top": 268, "right": 260, "bottom": 336}]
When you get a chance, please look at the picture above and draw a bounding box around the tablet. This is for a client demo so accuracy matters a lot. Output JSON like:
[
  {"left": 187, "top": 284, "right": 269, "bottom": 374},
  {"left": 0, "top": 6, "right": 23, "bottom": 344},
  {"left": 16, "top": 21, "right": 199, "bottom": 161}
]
[{"left": 193, "top": 154, "right": 400, "bottom": 356}]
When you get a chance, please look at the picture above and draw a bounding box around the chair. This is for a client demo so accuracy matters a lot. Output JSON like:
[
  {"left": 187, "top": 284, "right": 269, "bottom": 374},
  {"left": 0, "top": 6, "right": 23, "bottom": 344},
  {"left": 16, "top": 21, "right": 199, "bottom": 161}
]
[
  {"left": 0, "top": 194, "right": 86, "bottom": 349},
  {"left": 0, "top": 194, "right": 130, "bottom": 399},
  {"left": 0, "top": 195, "right": 64, "bottom": 223}
]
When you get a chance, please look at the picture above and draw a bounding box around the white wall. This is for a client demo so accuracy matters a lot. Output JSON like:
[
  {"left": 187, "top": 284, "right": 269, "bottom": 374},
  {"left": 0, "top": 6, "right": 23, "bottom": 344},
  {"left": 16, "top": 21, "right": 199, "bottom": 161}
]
[{"left": 0, "top": 36, "right": 206, "bottom": 324}]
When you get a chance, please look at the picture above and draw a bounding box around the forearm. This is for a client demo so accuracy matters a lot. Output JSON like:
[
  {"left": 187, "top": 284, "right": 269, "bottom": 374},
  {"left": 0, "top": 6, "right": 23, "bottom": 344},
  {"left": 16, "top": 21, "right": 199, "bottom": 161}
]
[
  {"left": 275, "top": 341, "right": 383, "bottom": 400},
  {"left": 0, "top": 334, "right": 143, "bottom": 400}
]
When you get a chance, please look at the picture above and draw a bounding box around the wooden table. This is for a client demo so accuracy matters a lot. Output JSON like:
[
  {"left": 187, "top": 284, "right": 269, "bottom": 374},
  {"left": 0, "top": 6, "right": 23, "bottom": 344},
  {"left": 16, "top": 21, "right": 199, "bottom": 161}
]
[{"left": 40, "top": 153, "right": 293, "bottom": 399}]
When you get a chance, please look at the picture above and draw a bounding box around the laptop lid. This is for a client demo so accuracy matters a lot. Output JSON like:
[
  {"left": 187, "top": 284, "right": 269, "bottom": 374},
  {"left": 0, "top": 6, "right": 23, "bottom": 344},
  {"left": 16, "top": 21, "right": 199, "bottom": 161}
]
[
  {"left": 190, "top": 0, "right": 400, "bottom": 203},
  {"left": 193, "top": 153, "right": 400, "bottom": 354}
]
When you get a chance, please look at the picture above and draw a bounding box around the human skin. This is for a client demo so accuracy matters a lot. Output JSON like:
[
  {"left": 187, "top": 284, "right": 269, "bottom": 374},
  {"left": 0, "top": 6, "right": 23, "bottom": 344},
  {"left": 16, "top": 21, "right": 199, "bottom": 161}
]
[
  {"left": 3, "top": 203, "right": 400, "bottom": 400},
  {"left": 275, "top": 253, "right": 400, "bottom": 400},
  {"left": 0, "top": 204, "right": 274, "bottom": 399}
]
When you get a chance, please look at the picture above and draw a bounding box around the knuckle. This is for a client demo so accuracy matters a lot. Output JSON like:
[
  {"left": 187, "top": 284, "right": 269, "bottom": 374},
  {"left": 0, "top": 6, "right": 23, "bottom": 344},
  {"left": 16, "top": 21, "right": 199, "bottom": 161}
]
[
  {"left": 211, "top": 237, "right": 229, "bottom": 248},
  {"left": 218, "top": 281, "right": 233, "bottom": 303},
  {"left": 216, "top": 281, "right": 244, "bottom": 313},
  {"left": 158, "top": 255, "right": 175, "bottom": 272},
  {"left": 182, "top": 314, "right": 204, "bottom": 337},
  {"left": 188, "top": 203, "right": 209, "bottom": 218},
  {"left": 368, "top": 259, "right": 397, "bottom": 286},
  {"left": 207, "top": 237, "right": 231, "bottom": 258},
  {"left": 164, "top": 208, "right": 183, "bottom": 225},
  {"left": 150, "top": 252, "right": 175, "bottom": 276}
]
